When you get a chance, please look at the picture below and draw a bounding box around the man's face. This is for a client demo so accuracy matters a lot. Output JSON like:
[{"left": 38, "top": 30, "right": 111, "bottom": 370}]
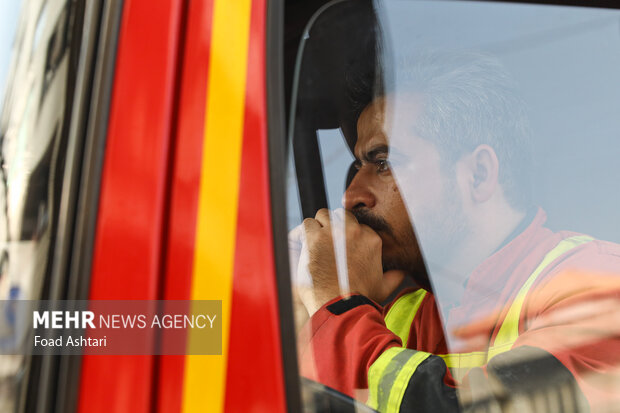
[{"left": 343, "top": 97, "right": 468, "bottom": 280}]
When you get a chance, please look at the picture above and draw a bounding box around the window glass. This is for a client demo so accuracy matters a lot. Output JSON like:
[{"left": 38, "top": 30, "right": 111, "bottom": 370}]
[
  {"left": 0, "top": 0, "right": 77, "bottom": 410},
  {"left": 287, "top": 1, "right": 620, "bottom": 411}
]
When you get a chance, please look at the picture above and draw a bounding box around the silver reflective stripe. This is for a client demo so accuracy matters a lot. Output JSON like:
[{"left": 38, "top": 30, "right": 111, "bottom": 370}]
[{"left": 367, "top": 347, "right": 431, "bottom": 413}]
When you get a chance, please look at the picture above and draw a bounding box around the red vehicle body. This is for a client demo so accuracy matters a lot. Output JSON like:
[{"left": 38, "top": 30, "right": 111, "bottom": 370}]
[
  {"left": 80, "top": 1, "right": 290, "bottom": 411},
  {"left": 0, "top": 0, "right": 298, "bottom": 411},
  {"left": 1, "top": 0, "right": 620, "bottom": 412}
]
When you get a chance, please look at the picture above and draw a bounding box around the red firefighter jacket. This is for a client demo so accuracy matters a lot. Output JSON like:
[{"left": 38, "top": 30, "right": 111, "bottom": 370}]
[{"left": 298, "top": 209, "right": 620, "bottom": 412}]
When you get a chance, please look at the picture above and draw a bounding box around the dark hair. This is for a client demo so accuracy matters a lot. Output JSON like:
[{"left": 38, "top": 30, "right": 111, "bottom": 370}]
[{"left": 349, "top": 51, "right": 533, "bottom": 209}]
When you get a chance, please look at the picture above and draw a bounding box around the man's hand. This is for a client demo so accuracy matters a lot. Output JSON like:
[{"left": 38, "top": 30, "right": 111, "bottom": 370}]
[{"left": 301, "top": 208, "right": 404, "bottom": 314}]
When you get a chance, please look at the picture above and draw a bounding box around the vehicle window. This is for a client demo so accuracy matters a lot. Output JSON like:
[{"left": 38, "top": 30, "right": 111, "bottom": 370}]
[{"left": 287, "top": 1, "right": 620, "bottom": 411}]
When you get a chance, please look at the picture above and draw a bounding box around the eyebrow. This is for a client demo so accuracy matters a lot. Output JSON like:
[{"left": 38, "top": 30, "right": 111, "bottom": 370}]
[{"left": 359, "top": 145, "right": 389, "bottom": 162}]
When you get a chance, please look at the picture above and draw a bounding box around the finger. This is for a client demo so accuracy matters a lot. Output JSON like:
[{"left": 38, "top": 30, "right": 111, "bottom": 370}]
[
  {"left": 288, "top": 223, "right": 306, "bottom": 246},
  {"left": 342, "top": 209, "right": 360, "bottom": 227},
  {"left": 314, "top": 208, "right": 331, "bottom": 228},
  {"left": 303, "top": 217, "right": 322, "bottom": 233},
  {"left": 360, "top": 224, "right": 382, "bottom": 246},
  {"left": 330, "top": 208, "right": 347, "bottom": 224}
]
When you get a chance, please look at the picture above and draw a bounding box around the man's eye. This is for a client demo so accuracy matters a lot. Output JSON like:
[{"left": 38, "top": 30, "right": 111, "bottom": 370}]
[
  {"left": 353, "top": 160, "right": 362, "bottom": 170},
  {"left": 376, "top": 160, "right": 390, "bottom": 173}
]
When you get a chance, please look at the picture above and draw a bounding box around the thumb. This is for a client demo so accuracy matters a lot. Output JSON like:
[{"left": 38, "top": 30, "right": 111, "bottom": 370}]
[{"left": 376, "top": 270, "right": 406, "bottom": 303}]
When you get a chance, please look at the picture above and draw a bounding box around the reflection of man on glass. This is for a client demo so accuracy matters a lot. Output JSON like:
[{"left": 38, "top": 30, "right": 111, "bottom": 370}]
[{"left": 294, "top": 53, "right": 620, "bottom": 412}]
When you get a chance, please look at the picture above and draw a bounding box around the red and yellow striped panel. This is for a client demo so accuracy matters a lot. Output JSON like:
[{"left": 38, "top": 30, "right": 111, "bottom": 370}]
[
  {"left": 161, "top": 0, "right": 287, "bottom": 411},
  {"left": 80, "top": 1, "right": 185, "bottom": 412}
]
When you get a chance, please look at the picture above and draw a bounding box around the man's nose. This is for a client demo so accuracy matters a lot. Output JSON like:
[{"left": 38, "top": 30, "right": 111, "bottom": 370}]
[{"left": 342, "top": 169, "right": 376, "bottom": 210}]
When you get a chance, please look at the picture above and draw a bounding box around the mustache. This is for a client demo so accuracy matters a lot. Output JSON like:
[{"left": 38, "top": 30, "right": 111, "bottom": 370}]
[{"left": 352, "top": 209, "right": 394, "bottom": 237}]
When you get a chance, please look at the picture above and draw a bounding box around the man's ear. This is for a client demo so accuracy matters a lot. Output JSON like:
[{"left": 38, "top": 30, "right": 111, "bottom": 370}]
[{"left": 468, "top": 144, "right": 499, "bottom": 203}]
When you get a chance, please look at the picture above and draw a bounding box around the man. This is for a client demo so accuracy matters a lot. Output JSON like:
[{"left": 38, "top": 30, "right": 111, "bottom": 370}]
[{"left": 293, "top": 54, "right": 620, "bottom": 412}]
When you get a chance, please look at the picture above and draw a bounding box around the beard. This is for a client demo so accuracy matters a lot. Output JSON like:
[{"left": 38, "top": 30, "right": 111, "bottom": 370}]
[
  {"left": 352, "top": 208, "right": 425, "bottom": 276},
  {"left": 352, "top": 208, "right": 395, "bottom": 237},
  {"left": 350, "top": 178, "right": 468, "bottom": 292},
  {"left": 412, "top": 183, "right": 469, "bottom": 269}
]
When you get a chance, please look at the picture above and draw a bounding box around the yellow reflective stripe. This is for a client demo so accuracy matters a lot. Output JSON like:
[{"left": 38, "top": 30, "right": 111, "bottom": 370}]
[
  {"left": 439, "top": 236, "right": 594, "bottom": 375},
  {"left": 384, "top": 289, "right": 427, "bottom": 346},
  {"left": 490, "top": 235, "right": 594, "bottom": 358},
  {"left": 367, "top": 347, "right": 431, "bottom": 413},
  {"left": 182, "top": 0, "right": 253, "bottom": 412},
  {"left": 440, "top": 351, "right": 487, "bottom": 369},
  {"left": 370, "top": 235, "right": 593, "bottom": 403},
  {"left": 486, "top": 342, "right": 513, "bottom": 360},
  {"left": 367, "top": 347, "right": 402, "bottom": 410},
  {"left": 440, "top": 351, "right": 493, "bottom": 383}
]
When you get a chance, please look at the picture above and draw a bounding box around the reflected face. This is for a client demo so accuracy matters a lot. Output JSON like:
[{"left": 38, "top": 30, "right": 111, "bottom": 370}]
[{"left": 344, "top": 97, "right": 468, "bottom": 281}]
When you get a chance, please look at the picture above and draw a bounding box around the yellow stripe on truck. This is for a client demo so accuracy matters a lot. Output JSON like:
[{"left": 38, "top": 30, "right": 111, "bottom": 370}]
[{"left": 182, "top": 0, "right": 253, "bottom": 412}]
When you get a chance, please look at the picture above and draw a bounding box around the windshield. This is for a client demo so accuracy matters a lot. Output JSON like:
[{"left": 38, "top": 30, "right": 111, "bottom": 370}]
[{"left": 286, "top": 1, "right": 620, "bottom": 411}]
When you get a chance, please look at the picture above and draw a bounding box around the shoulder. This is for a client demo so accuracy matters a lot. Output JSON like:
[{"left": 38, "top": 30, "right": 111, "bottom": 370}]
[
  {"left": 527, "top": 235, "right": 620, "bottom": 316},
  {"left": 549, "top": 233, "right": 620, "bottom": 275},
  {"left": 383, "top": 287, "right": 429, "bottom": 315}
]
